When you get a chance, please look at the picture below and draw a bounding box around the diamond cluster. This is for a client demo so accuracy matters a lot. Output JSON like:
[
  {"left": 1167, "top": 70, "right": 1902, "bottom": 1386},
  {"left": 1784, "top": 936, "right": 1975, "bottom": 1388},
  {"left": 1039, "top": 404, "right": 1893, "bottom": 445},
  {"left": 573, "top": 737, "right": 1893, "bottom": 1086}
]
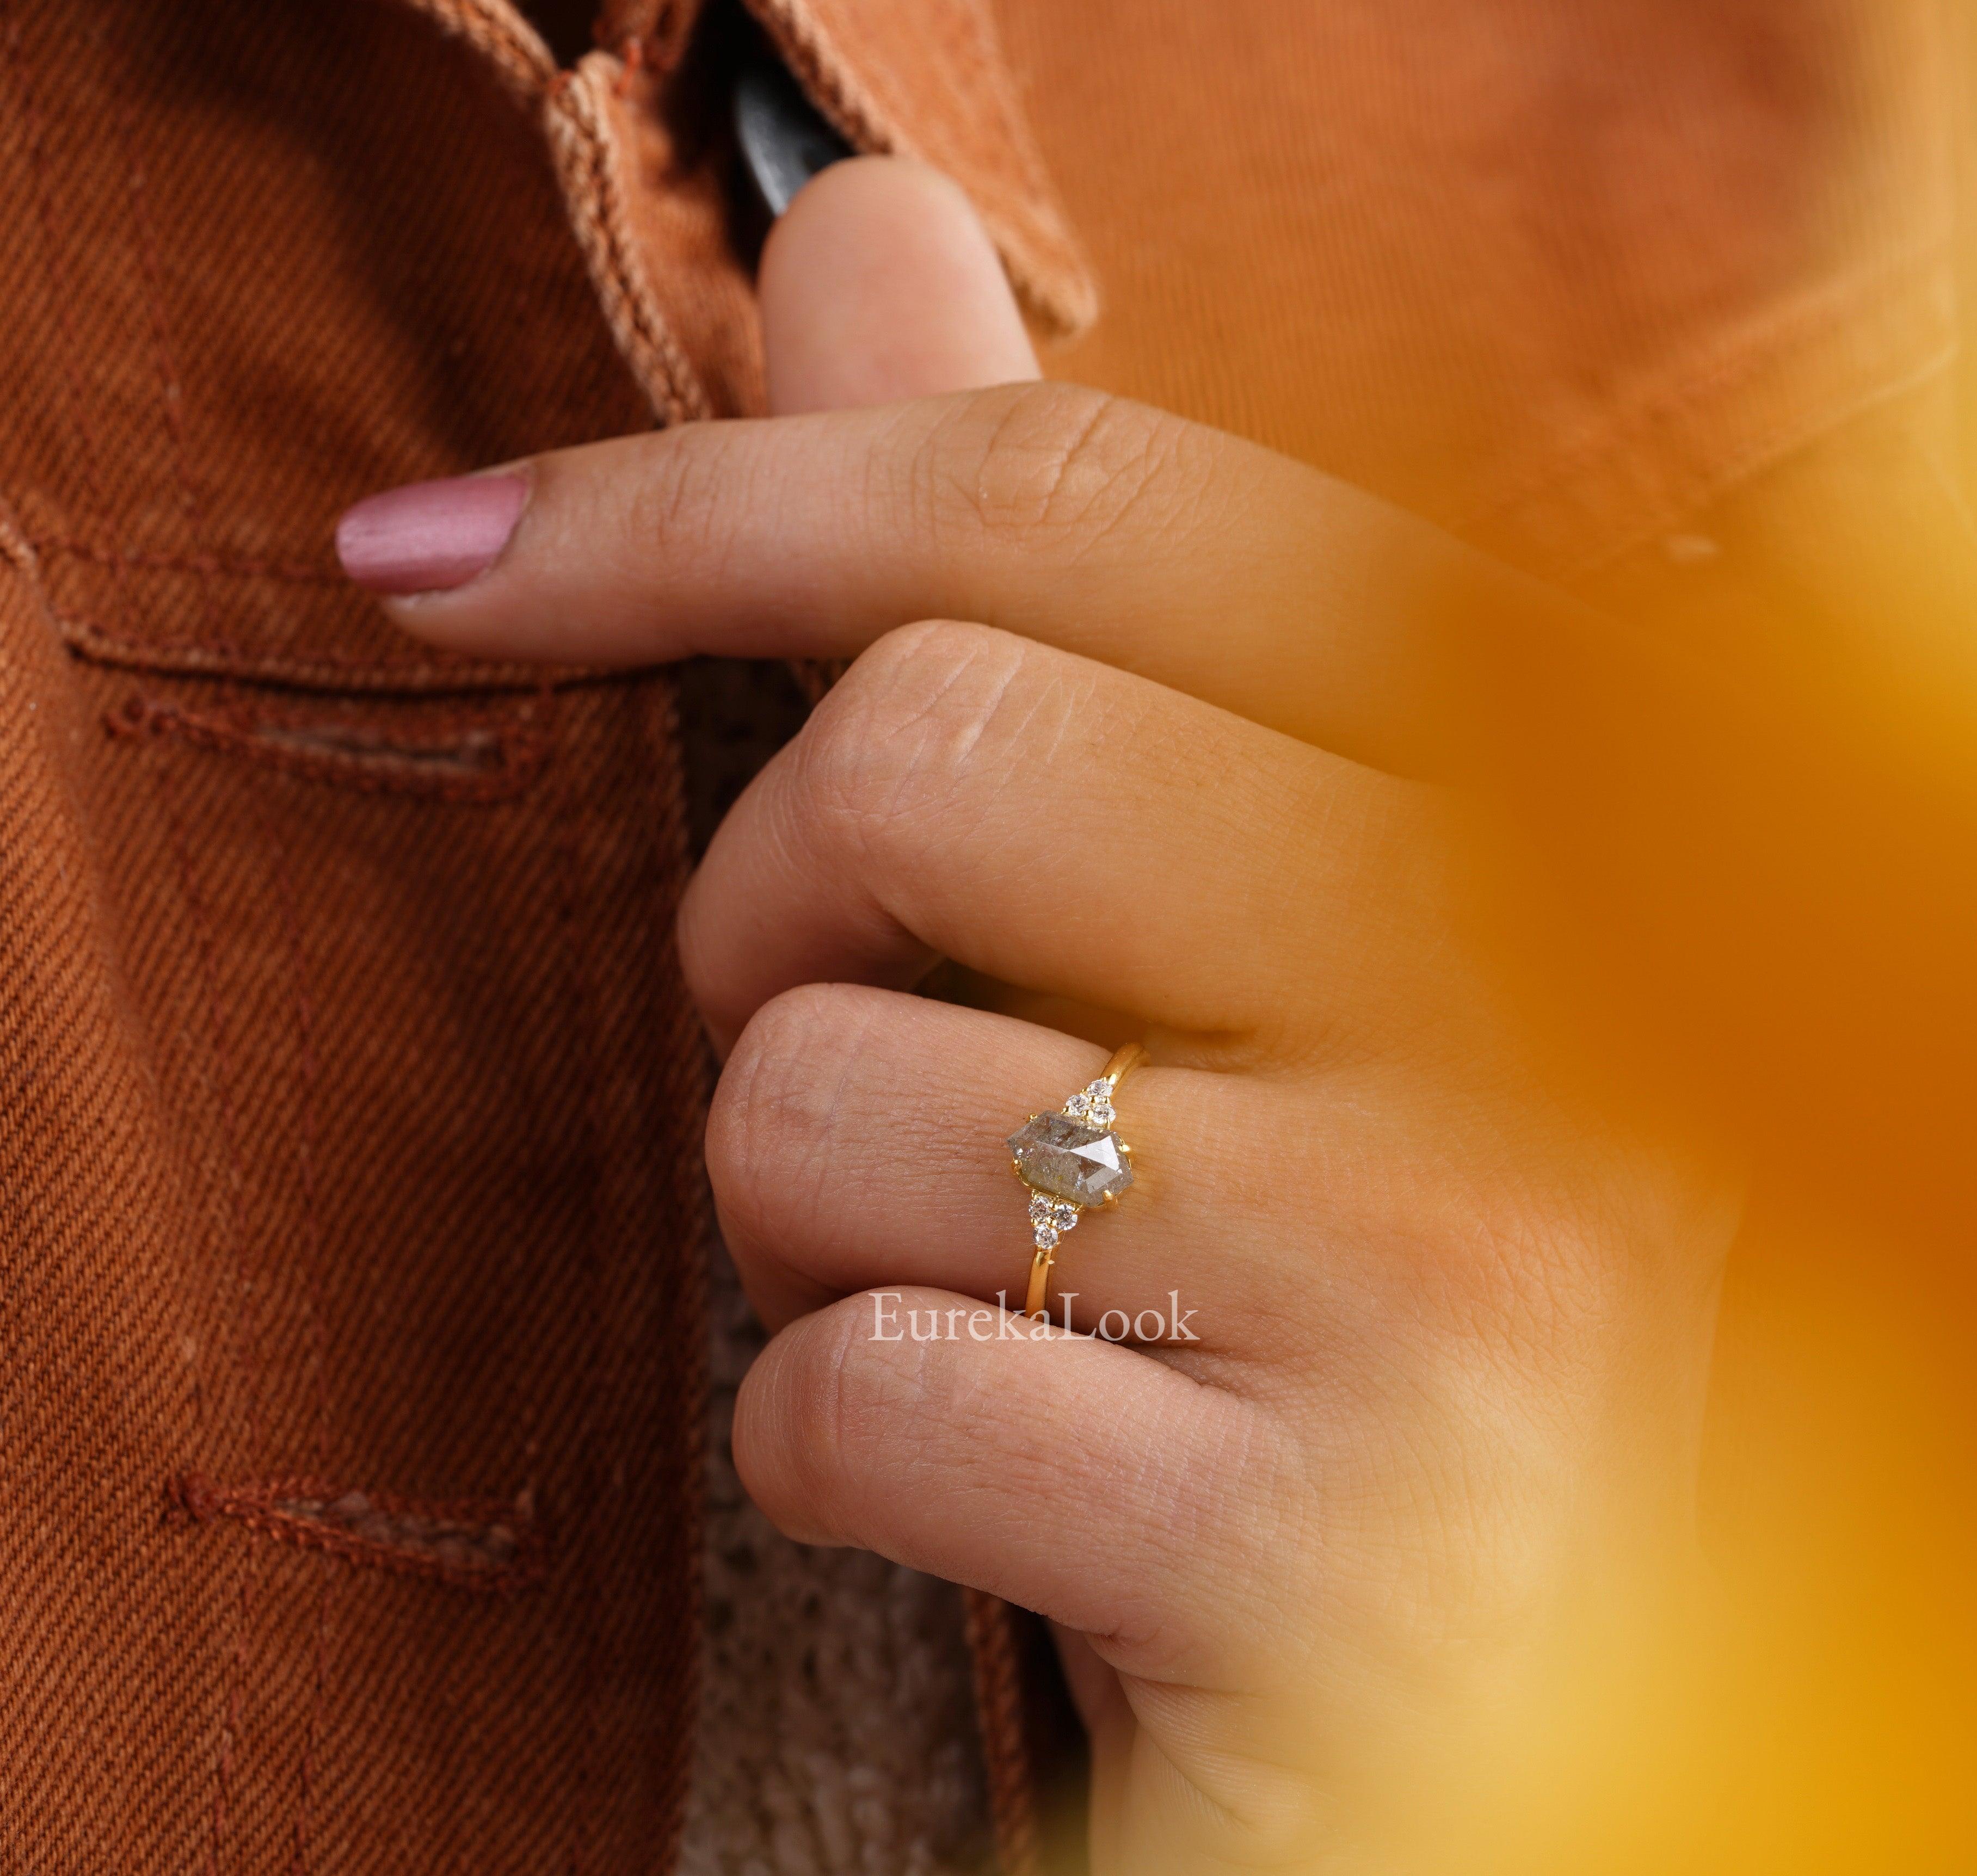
[
  {"left": 1028, "top": 1191, "right": 1081, "bottom": 1252},
  {"left": 1062, "top": 1078, "right": 1116, "bottom": 1128}
]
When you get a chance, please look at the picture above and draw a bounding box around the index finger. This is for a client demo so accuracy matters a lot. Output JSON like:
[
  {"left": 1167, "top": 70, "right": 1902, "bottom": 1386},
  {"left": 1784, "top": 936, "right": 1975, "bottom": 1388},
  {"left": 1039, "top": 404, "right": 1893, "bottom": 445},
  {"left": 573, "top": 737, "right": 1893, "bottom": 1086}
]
[{"left": 344, "top": 381, "right": 1566, "bottom": 776}]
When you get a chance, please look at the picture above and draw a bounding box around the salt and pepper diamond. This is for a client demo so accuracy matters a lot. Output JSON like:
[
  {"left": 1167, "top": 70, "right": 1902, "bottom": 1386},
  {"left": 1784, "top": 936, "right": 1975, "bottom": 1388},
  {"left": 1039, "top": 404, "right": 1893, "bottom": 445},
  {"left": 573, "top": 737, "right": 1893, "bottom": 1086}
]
[{"left": 1007, "top": 1081, "right": 1136, "bottom": 1212}]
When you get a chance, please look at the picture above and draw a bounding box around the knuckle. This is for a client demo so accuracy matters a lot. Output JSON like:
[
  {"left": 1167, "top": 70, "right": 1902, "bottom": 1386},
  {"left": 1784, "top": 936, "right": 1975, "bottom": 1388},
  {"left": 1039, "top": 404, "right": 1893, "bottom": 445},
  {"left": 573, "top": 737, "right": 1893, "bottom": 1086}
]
[
  {"left": 920, "top": 380, "right": 1205, "bottom": 556},
  {"left": 707, "top": 984, "right": 877, "bottom": 1239},
  {"left": 804, "top": 1304, "right": 892, "bottom": 1474},
  {"left": 789, "top": 620, "right": 1040, "bottom": 853},
  {"left": 736, "top": 1301, "right": 890, "bottom": 1529}
]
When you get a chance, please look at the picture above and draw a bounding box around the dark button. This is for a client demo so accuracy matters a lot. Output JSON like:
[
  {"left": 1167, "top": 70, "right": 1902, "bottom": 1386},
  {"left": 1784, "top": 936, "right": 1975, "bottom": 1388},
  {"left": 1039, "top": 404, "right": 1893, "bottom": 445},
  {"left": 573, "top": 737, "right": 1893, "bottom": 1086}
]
[{"left": 733, "top": 61, "right": 853, "bottom": 217}]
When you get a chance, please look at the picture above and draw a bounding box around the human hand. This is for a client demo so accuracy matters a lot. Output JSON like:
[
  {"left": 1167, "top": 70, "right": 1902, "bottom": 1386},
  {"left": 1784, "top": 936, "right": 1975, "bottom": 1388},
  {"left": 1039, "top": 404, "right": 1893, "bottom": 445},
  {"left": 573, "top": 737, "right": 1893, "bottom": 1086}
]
[{"left": 343, "top": 159, "right": 1740, "bottom": 1872}]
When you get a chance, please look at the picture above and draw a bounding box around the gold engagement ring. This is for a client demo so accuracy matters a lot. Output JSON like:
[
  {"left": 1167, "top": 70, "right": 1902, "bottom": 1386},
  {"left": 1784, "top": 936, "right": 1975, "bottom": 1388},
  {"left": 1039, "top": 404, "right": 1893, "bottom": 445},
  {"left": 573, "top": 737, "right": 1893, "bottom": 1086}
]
[{"left": 1007, "top": 1042, "right": 1148, "bottom": 1319}]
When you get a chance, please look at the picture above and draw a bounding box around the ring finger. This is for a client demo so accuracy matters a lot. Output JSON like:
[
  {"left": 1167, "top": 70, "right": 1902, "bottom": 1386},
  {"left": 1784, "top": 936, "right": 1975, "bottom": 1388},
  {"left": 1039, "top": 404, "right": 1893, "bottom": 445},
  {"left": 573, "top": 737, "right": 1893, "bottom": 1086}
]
[{"left": 710, "top": 980, "right": 1328, "bottom": 1352}]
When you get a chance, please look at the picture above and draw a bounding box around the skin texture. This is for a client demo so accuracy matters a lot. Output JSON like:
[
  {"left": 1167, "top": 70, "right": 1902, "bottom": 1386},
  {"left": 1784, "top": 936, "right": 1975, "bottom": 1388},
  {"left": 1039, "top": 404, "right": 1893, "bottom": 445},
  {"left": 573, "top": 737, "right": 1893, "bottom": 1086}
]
[{"left": 357, "top": 158, "right": 1741, "bottom": 1871}]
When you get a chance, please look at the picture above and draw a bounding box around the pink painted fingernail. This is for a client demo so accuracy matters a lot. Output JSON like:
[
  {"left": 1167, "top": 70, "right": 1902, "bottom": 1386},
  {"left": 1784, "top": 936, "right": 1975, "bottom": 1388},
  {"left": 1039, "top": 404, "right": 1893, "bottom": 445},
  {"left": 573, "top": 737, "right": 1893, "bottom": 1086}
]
[{"left": 335, "top": 473, "right": 528, "bottom": 595}]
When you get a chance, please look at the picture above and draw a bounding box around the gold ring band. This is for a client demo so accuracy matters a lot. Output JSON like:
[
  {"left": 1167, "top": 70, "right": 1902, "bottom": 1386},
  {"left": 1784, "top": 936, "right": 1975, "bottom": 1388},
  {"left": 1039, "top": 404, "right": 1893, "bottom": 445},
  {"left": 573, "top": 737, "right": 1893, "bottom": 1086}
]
[{"left": 1008, "top": 1042, "right": 1148, "bottom": 1320}]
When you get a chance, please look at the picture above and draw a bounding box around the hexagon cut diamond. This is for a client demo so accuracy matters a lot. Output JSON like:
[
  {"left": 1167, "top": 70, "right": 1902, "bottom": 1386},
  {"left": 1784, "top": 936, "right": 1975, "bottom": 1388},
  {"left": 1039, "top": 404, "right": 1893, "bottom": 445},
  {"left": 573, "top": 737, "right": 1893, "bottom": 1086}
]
[{"left": 1007, "top": 1112, "right": 1134, "bottom": 1207}]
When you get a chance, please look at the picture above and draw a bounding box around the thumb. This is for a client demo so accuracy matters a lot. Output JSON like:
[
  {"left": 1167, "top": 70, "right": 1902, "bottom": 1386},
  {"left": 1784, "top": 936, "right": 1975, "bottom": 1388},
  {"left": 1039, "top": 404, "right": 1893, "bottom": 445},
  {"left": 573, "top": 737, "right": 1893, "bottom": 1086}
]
[{"left": 759, "top": 155, "right": 1039, "bottom": 415}]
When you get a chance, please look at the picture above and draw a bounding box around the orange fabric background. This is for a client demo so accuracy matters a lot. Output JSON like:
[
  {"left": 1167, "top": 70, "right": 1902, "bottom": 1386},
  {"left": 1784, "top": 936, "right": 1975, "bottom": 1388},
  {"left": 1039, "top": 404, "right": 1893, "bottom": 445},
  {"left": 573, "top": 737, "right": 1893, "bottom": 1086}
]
[{"left": 997, "top": 0, "right": 1957, "bottom": 578}]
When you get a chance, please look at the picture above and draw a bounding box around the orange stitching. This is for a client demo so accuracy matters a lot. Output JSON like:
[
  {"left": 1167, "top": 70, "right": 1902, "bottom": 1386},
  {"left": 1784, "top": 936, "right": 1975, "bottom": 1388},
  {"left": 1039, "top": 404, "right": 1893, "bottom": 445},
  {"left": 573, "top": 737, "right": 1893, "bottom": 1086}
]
[
  {"left": 398, "top": 0, "right": 555, "bottom": 106},
  {"left": 544, "top": 61, "right": 710, "bottom": 425},
  {"left": 104, "top": 692, "right": 555, "bottom": 803},
  {"left": 41, "top": 538, "right": 343, "bottom": 585},
  {"left": 741, "top": 0, "right": 890, "bottom": 161},
  {"left": 56, "top": 609, "right": 587, "bottom": 692},
  {"left": 168, "top": 1474, "right": 550, "bottom": 1594},
  {"left": 738, "top": 0, "right": 1095, "bottom": 337}
]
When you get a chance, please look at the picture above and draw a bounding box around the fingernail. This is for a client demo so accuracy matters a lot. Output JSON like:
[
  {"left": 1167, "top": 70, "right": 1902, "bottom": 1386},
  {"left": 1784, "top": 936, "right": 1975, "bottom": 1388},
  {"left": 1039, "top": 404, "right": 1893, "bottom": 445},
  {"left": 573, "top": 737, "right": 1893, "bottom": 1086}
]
[{"left": 335, "top": 473, "right": 528, "bottom": 595}]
